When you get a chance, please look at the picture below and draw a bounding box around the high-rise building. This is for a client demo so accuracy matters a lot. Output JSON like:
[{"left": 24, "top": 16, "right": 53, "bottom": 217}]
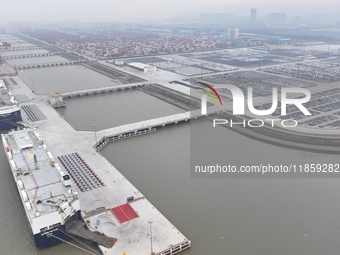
[
  {"left": 294, "top": 16, "right": 301, "bottom": 23},
  {"left": 270, "top": 13, "right": 286, "bottom": 22},
  {"left": 199, "top": 13, "right": 231, "bottom": 23},
  {"left": 251, "top": 8, "right": 257, "bottom": 22},
  {"left": 199, "top": 13, "right": 211, "bottom": 22},
  {"left": 212, "top": 13, "right": 230, "bottom": 23},
  {"left": 228, "top": 28, "right": 239, "bottom": 40}
]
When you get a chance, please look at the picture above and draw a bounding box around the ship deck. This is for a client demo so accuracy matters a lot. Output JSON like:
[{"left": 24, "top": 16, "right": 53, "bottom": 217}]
[
  {"left": 4, "top": 128, "right": 77, "bottom": 218},
  {"left": 6, "top": 75, "right": 190, "bottom": 254},
  {"left": 0, "top": 80, "right": 16, "bottom": 106}
]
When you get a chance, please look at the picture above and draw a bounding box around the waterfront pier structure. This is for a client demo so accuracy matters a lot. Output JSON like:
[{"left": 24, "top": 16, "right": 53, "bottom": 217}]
[
  {"left": 61, "top": 82, "right": 148, "bottom": 98},
  {"left": 1, "top": 52, "right": 61, "bottom": 59},
  {"left": 13, "top": 60, "right": 87, "bottom": 70},
  {"left": 95, "top": 108, "right": 222, "bottom": 151},
  {"left": 4, "top": 70, "right": 191, "bottom": 255}
]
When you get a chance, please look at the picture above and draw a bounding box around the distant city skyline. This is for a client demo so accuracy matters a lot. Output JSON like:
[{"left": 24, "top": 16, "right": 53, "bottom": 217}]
[
  {"left": 1, "top": 0, "right": 340, "bottom": 23},
  {"left": 251, "top": 8, "right": 257, "bottom": 22}
]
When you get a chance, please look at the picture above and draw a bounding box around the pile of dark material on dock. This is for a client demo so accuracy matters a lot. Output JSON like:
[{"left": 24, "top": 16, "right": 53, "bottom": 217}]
[{"left": 66, "top": 220, "right": 117, "bottom": 248}]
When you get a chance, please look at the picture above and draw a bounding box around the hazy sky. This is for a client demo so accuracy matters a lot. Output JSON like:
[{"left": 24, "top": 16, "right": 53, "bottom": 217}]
[{"left": 1, "top": 0, "right": 340, "bottom": 23}]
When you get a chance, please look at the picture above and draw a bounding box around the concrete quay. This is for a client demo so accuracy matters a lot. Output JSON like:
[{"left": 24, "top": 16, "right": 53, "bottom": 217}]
[{"left": 6, "top": 76, "right": 191, "bottom": 255}]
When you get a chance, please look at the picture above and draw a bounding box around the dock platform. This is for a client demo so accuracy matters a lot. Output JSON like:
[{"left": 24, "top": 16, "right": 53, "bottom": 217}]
[{"left": 5, "top": 76, "right": 191, "bottom": 254}]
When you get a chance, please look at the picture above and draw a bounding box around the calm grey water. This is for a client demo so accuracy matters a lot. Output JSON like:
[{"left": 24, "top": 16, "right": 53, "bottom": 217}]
[
  {"left": 1, "top": 63, "right": 340, "bottom": 255},
  {"left": 59, "top": 90, "right": 184, "bottom": 130},
  {"left": 100, "top": 120, "right": 340, "bottom": 255},
  {"left": 16, "top": 64, "right": 124, "bottom": 95}
]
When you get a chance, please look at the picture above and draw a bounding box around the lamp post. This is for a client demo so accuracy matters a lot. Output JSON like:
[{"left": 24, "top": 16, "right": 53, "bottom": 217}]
[
  {"left": 2, "top": 63, "right": 8, "bottom": 75},
  {"left": 31, "top": 77, "right": 35, "bottom": 94},
  {"left": 21, "top": 70, "right": 25, "bottom": 83},
  {"left": 148, "top": 220, "right": 154, "bottom": 255},
  {"left": 94, "top": 124, "right": 97, "bottom": 147}
]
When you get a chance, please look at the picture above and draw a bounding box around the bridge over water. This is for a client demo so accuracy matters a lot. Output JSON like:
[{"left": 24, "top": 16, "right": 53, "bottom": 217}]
[
  {"left": 0, "top": 46, "right": 42, "bottom": 52},
  {"left": 61, "top": 83, "right": 148, "bottom": 98},
  {"left": 3, "top": 52, "right": 62, "bottom": 59},
  {"left": 14, "top": 60, "right": 86, "bottom": 70},
  {"left": 95, "top": 108, "right": 222, "bottom": 150}
]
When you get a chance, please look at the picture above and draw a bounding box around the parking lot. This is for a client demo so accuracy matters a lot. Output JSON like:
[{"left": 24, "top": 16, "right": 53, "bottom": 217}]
[
  {"left": 200, "top": 71, "right": 315, "bottom": 102},
  {"left": 256, "top": 88, "right": 340, "bottom": 128},
  {"left": 263, "top": 60, "right": 340, "bottom": 81},
  {"left": 129, "top": 54, "right": 239, "bottom": 76},
  {"left": 183, "top": 48, "right": 298, "bottom": 68}
]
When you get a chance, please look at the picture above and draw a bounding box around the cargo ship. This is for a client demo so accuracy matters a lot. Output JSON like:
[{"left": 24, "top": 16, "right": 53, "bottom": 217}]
[
  {"left": 1, "top": 128, "right": 81, "bottom": 247},
  {"left": 0, "top": 79, "right": 22, "bottom": 129}
]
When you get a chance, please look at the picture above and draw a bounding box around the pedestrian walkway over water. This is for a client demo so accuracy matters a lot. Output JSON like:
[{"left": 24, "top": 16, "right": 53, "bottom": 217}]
[
  {"left": 2, "top": 52, "right": 62, "bottom": 59},
  {"left": 13, "top": 60, "right": 87, "bottom": 70},
  {"left": 61, "top": 82, "right": 148, "bottom": 98},
  {"left": 0, "top": 46, "right": 42, "bottom": 52},
  {"left": 96, "top": 108, "right": 222, "bottom": 150}
]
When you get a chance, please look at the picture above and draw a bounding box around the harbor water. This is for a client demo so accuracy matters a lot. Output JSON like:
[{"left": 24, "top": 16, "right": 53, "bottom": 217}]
[
  {"left": 59, "top": 90, "right": 184, "bottom": 130},
  {"left": 100, "top": 121, "right": 340, "bottom": 255},
  {"left": 16, "top": 64, "right": 127, "bottom": 95}
]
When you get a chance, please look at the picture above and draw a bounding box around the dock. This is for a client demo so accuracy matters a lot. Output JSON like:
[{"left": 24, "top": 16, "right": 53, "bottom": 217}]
[{"left": 5, "top": 76, "right": 191, "bottom": 254}]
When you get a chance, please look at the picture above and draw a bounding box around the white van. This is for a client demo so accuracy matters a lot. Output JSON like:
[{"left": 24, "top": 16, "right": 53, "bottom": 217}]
[{"left": 60, "top": 172, "right": 72, "bottom": 187}]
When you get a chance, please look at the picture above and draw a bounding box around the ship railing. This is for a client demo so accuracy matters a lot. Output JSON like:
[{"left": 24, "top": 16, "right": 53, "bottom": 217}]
[{"left": 156, "top": 240, "right": 191, "bottom": 255}]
